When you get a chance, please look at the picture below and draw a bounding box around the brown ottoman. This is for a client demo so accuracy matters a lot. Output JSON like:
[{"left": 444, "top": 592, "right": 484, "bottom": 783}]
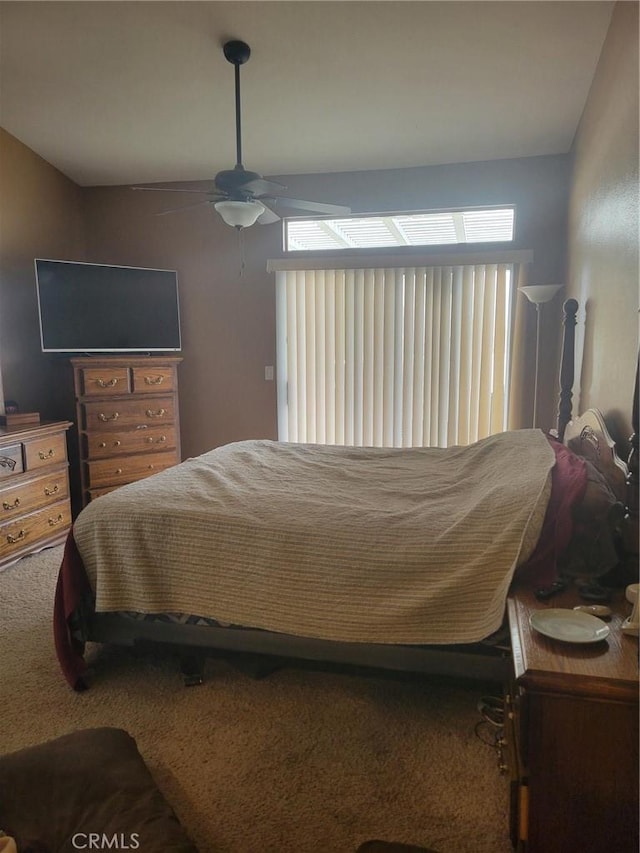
[{"left": 0, "top": 728, "right": 198, "bottom": 852}]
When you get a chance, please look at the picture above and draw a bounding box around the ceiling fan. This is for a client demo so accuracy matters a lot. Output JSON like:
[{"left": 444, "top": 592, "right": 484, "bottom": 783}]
[{"left": 133, "top": 40, "right": 351, "bottom": 228}]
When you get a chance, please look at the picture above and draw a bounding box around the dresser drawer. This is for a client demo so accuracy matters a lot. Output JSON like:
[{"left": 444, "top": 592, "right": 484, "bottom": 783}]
[
  {"left": 82, "top": 396, "right": 176, "bottom": 431},
  {"left": 0, "top": 499, "right": 71, "bottom": 561},
  {"left": 132, "top": 366, "right": 176, "bottom": 394},
  {"left": 79, "top": 366, "right": 131, "bottom": 397},
  {"left": 0, "top": 444, "right": 24, "bottom": 478},
  {"left": 89, "top": 485, "right": 121, "bottom": 501},
  {"left": 86, "top": 426, "right": 178, "bottom": 458},
  {"left": 0, "top": 468, "right": 70, "bottom": 521},
  {"left": 86, "top": 449, "right": 179, "bottom": 489},
  {"left": 23, "top": 433, "right": 68, "bottom": 471}
]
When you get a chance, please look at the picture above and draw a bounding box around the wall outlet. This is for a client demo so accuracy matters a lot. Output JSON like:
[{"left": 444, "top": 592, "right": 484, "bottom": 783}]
[{"left": 264, "top": 365, "right": 274, "bottom": 381}]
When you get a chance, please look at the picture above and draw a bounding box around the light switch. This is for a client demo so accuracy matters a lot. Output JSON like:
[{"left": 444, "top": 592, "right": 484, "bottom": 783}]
[{"left": 264, "top": 365, "right": 274, "bottom": 381}]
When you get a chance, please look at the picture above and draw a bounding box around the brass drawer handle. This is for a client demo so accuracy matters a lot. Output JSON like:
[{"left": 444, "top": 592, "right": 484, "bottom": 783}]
[
  {"left": 7, "top": 529, "right": 26, "bottom": 544},
  {"left": 98, "top": 442, "right": 106, "bottom": 448},
  {"left": 44, "top": 484, "right": 60, "bottom": 497},
  {"left": 115, "top": 468, "right": 123, "bottom": 474},
  {"left": 148, "top": 464, "right": 155, "bottom": 470},
  {"left": 98, "top": 412, "right": 119, "bottom": 422},
  {"left": 96, "top": 378, "right": 118, "bottom": 388},
  {"left": 146, "top": 434, "right": 167, "bottom": 444},
  {"left": 2, "top": 497, "right": 20, "bottom": 510},
  {"left": 145, "top": 408, "right": 166, "bottom": 418},
  {"left": 48, "top": 514, "right": 64, "bottom": 527},
  {"left": 144, "top": 375, "right": 164, "bottom": 385},
  {"left": 38, "top": 448, "right": 56, "bottom": 460}
]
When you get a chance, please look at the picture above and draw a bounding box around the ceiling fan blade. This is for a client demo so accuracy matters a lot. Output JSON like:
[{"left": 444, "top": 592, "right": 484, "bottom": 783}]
[
  {"left": 256, "top": 205, "right": 281, "bottom": 225},
  {"left": 241, "top": 177, "right": 288, "bottom": 196},
  {"left": 132, "top": 186, "right": 214, "bottom": 195},
  {"left": 155, "top": 200, "right": 213, "bottom": 216},
  {"left": 265, "top": 196, "right": 352, "bottom": 216}
]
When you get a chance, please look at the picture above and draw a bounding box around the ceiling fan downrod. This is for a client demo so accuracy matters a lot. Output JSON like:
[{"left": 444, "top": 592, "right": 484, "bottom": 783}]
[{"left": 223, "top": 40, "right": 251, "bottom": 170}]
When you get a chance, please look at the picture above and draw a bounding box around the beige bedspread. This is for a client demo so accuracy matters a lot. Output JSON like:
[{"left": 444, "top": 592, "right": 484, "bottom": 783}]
[{"left": 74, "top": 430, "right": 554, "bottom": 645}]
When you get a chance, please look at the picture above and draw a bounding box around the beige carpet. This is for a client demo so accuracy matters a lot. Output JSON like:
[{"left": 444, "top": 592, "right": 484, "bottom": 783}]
[{"left": 1, "top": 545, "right": 512, "bottom": 853}]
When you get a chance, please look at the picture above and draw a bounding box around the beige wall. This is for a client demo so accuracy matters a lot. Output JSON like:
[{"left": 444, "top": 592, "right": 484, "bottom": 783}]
[
  {"left": 0, "top": 128, "right": 86, "bottom": 416},
  {"left": 84, "top": 154, "right": 570, "bottom": 457},
  {"left": 567, "top": 1, "right": 639, "bottom": 452}
]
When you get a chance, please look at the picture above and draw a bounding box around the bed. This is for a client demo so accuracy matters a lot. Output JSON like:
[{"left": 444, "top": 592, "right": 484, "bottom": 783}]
[{"left": 53, "top": 300, "right": 639, "bottom": 690}]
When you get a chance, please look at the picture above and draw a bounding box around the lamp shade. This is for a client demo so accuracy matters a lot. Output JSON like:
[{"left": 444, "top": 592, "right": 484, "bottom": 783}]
[
  {"left": 214, "top": 199, "right": 265, "bottom": 228},
  {"left": 519, "top": 284, "right": 564, "bottom": 305}
]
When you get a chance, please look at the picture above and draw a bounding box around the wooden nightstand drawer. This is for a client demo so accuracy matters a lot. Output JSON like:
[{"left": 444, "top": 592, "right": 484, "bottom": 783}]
[
  {"left": 86, "top": 449, "right": 179, "bottom": 489},
  {"left": 79, "top": 366, "right": 131, "bottom": 397},
  {"left": 0, "top": 468, "right": 69, "bottom": 521},
  {"left": 0, "top": 444, "right": 24, "bottom": 478},
  {"left": 23, "top": 433, "right": 68, "bottom": 471},
  {"left": 0, "top": 499, "right": 71, "bottom": 560},
  {"left": 82, "top": 396, "right": 175, "bottom": 431},
  {"left": 132, "top": 366, "right": 176, "bottom": 393},
  {"left": 85, "top": 426, "right": 177, "bottom": 458}
]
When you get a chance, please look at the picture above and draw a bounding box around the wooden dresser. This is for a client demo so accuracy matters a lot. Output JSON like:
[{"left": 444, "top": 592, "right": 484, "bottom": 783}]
[
  {"left": 506, "top": 582, "right": 639, "bottom": 853},
  {"left": 71, "top": 356, "right": 182, "bottom": 507},
  {"left": 0, "top": 421, "right": 72, "bottom": 570}
]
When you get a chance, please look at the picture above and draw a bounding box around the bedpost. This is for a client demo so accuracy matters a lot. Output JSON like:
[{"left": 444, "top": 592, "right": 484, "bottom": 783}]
[
  {"left": 626, "top": 354, "right": 639, "bottom": 551},
  {"left": 556, "top": 298, "right": 578, "bottom": 442}
]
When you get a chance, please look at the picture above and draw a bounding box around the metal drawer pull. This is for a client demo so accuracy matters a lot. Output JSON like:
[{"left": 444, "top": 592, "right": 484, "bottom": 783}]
[
  {"left": 96, "top": 378, "right": 118, "bottom": 388},
  {"left": 48, "top": 514, "right": 64, "bottom": 527},
  {"left": 99, "top": 442, "right": 106, "bottom": 448},
  {"left": 144, "top": 375, "right": 164, "bottom": 385},
  {"left": 7, "top": 529, "right": 26, "bottom": 544},
  {"left": 115, "top": 468, "right": 123, "bottom": 474},
  {"left": 145, "top": 435, "right": 166, "bottom": 444},
  {"left": 44, "top": 484, "right": 59, "bottom": 497},
  {"left": 113, "top": 440, "right": 121, "bottom": 447},
  {"left": 98, "top": 412, "right": 119, "bottom": 422},
  {"left": 38, "top": 448, "right": 56, "bottom": 460},
  {"left": 0, "top": 457, "right": 17, "bottom": 471},
  {"left": 2, "top": 497, "right": 20, "bottom": 510},
  {"left": 145, "top": 408, "right": 166, "bottom": 418},
  {"left": 148, "top": 464, "right": 155, "bottom": 470}
]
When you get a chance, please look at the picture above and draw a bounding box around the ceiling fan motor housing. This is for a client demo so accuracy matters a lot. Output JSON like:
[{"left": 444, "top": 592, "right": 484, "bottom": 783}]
[{"left": 215, "top": 168, "right": 262, "bottom": 195}]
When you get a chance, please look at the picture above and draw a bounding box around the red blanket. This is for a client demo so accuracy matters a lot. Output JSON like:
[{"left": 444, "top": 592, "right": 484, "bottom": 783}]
[
  {"left": 53, "top": 529, "right": 92, "bottom": 690},
  {"left": 515, "top": 435, "right": 588, "bottom": 586}
]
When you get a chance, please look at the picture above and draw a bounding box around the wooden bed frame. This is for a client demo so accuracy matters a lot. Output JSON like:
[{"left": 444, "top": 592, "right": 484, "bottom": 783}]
[{"left": 78, "top": 300, "right": 639, "bottom": 687}]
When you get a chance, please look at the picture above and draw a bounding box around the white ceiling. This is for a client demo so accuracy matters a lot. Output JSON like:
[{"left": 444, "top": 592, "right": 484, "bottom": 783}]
[{"left": 0, "top": 1, "right": 614, "bottom": 188}]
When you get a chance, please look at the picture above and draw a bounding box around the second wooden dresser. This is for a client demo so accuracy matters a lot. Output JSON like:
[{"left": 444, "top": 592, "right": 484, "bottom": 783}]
[{"left": 72, "top": 356, "right": 182, "bottom": 507}]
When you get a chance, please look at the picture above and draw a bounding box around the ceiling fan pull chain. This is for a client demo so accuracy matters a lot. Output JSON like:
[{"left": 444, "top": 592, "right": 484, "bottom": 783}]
[{"left": 237, "top": 225, "right": 246, "bottom": 278}]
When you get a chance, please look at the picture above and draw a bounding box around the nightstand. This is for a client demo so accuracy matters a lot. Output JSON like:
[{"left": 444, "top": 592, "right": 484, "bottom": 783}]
[{"left": 506, "top": 581, "right": 638, "bottom": 852}]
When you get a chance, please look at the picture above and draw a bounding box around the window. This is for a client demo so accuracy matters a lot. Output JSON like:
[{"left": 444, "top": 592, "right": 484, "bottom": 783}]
[
  {"left": 269, "top": 251, "right": 532, "bottom": 448},
  {"left": 285, "top": 207, "right": 515, "bottom": 252}
]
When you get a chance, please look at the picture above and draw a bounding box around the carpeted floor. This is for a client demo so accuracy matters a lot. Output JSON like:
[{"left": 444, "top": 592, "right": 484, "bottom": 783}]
[{"left": 1, "top": 545, "right": 513, "bottom": 853}]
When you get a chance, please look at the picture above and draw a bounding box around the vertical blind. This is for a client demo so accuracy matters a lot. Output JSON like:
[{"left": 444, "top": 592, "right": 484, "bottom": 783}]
[{"left": 275, "top": 262, "right": 518, "bottom": 447}]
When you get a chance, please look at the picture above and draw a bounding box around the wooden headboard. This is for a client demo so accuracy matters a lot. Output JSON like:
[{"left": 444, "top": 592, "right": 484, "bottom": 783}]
[{"left": 556, "top": 298, "right": 639, "bottom": 557}]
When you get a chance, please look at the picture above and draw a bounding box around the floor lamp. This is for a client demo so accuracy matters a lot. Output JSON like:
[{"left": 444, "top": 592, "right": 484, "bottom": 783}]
[{"left": 519, "top": 284, "right": 564, "bottom": 428}]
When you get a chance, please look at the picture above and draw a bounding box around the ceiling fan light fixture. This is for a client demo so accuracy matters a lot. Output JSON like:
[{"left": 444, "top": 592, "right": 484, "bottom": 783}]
[{"left": 214, "top": 199, "right": 266, "bottom": 228}]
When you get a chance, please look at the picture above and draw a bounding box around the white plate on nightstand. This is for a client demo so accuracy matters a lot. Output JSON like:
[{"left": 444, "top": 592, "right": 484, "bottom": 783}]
[{"left": 530, "top": 609, "right": 610, "bottom": 643}]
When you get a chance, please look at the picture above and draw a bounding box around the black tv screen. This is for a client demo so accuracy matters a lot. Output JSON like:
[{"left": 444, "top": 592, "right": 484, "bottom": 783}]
[{"left": 34, "top": 259, "right": 182, "bottom": 353}]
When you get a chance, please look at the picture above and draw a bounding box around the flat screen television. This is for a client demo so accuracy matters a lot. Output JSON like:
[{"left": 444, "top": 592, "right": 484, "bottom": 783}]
[{"left": 34, "top": 259, "right": 182, "bottom": 353}]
